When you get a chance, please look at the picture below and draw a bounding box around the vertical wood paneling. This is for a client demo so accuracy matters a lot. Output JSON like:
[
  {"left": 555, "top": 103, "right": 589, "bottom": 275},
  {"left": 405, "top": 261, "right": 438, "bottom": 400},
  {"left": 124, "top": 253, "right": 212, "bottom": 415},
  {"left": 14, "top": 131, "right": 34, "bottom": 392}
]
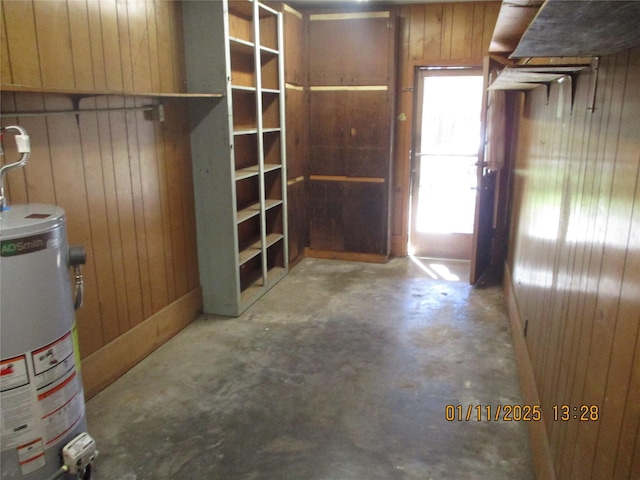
[
  {"left": 146, "top": 1, "right": 162, "bottom": 94},
  {"left": 507, "top": 46, "right": 640, "bottom": 480},
  {"left": 124, "top": 99, "right": 153, "bottom": 322},
  {"left": 284, "top": 5, "right": 308, "bottom": 265},
  {"left": 44, "top": 95, "right": 103, "bottom": 354},
  {"left": 1, "top": 4, "right": 13, "bottom": 85},
  {"left": 471, "top": 5, "right": 485, "bottom": 61},
  {"left": 3, "top": 1, "right": 41, "bottom": 88},
  {"left": 109, "top": 98, "right": 145, "bottom": 329},
  {"left": 162, "top": 100, "right": 189, "bottom": 298},
  {"left": 156, "top": 1, "right": 177, "bottom": 93},
  {"left": 94, "top": 96, "right": 130, "bottom": 341},
  {"left": 408, "top": 5, "right": 426, "bottom": 61},
  {"left": 440, "top": 4, "right": 453, "bottom": 59},
  {"left": 307, "top": 11, "right": 395, "bottom": 257},
  {"left": 1, "top": 92, "right": 198, "bottom": 357},
  {"left": 0, "top": 95, "right": 24, "bottom": 202},
  {"left": 1, "top": 1, "right": 197, "bottom": 391},
  {"left": 135, "top": 98, "right": 169, "bottom": 313},
  {"left": 86, "top": 0, "right": 107, "bottom": 91},
  {"left": 68, "top": 0, "right": 94, "bottom": 91},
  {"left": 116, "top": 2, "right": 134, "bottom": 93},
  {"left": 129, "top": 1, "right": 152, "bottom": 93},
  {"left": 15, "top": 94, "right": 56, "bottom": 204},
  {"left": 100, "top": 0, "right": 124, "bottom": 91},
  {"left": 451, "top": 3, "right": 476, "bottom": 59},
  {"left": 170, "top": 3, "right": 187, "bottom": 93},
  {"left": 77, "top": 99, "right": 120, "bottom": 344},
  {"left": 154, "top": 120, "right": 177, "bottom": 301},
  {"left": 34, "top": 1, "right": 75, "bottom": 89},
  {"left": 174, "top": 100, "right": 199, "bottom": 292},
  {"left": 1, "top": 0, "right": 184, "bottom": 94},
  {"left": 391, "top": 2, "right": 500, "bottom": 256},
  {"left": 422, "top": 4, "right": 442, "bottom": 60}
]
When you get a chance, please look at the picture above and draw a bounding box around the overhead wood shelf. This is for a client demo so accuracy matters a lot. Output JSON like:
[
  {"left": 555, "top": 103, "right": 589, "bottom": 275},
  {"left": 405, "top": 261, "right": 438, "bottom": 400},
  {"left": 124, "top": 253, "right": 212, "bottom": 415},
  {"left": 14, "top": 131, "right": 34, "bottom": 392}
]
[
  {"left": 0, "top": 84, "right": 223, "bottom": 98},
  {"left": 488, "top": 65, "right": 589, "bottom": 91},
  {"left": 511, "top": 0, "right": 640, "bottom": 58}
]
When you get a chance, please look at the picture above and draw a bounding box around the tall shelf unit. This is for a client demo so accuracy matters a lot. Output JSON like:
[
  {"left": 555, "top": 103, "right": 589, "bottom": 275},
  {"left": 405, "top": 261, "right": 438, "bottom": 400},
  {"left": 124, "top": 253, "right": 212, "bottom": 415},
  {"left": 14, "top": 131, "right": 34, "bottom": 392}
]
[{"left": 183, "top": 0, "right": 288, "bottom": 317}]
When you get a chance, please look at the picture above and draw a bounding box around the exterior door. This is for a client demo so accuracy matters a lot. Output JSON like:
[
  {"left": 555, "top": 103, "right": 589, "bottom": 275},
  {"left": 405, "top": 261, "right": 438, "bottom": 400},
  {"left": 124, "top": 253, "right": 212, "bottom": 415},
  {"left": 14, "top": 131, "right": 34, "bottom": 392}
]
[{"left": 409, "top": 67, "right": 484, "bottom": 260}]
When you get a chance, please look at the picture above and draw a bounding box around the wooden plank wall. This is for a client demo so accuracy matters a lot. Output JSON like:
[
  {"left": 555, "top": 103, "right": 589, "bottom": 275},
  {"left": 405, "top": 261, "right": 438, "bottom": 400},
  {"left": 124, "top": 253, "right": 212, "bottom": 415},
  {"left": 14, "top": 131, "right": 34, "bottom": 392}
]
[
  {"left": 506, "top": 46, "right": 640, "bottom": 480},
  {"left": 0, "top": 1, "right": 200, "bottom": 398},
  {"left": 283, "top": 4, "right": 308, "bottom": 265},
  {"left": 392, "top": 2, "right": 501, "bottom": 256},
  {"left": 1, "top": 0, "right": 186, "bottom": 94},
  {"left": 306, "top": 10, "right": 396, "bottom": 261}
]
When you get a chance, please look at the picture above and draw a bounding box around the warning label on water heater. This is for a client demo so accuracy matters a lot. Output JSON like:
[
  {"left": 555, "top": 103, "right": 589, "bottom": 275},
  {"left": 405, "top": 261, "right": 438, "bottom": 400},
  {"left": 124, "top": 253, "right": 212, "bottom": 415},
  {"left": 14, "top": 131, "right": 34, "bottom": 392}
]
[{"left": 1, "top": 330, "right": 85, "bottom": 463}]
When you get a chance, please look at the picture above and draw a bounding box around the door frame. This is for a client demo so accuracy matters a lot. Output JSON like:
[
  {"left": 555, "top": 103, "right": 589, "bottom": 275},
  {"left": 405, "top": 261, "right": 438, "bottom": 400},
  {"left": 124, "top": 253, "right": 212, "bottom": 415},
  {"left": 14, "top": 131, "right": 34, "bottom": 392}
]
[
  {"left": 408, "top": 64, "right": 485, "bottom": 272},
  {"left": 469, "top": 57, "right": 491, "bottom": 285}
]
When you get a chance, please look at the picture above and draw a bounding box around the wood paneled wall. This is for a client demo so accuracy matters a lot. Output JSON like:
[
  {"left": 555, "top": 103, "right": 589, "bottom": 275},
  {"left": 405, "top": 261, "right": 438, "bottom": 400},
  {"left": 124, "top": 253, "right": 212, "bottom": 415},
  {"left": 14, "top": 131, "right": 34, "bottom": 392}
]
[
  {"left": 306, "top": 11, "right": 395, "bottom": 260},
  {"left": 283, "top": 4, "right": 308, "bottom": 264},
  {"left": 1, "top": 0, "right": 186, "bottom": 94},
  {"left": 392, "top": 2, "right": 501, "bottom": 255},
  {"left": 506, "top": 46, "right": 640, "bottom": 480},
  {"left": 1, "top": 1, "right": 200, "bottom": 398}
]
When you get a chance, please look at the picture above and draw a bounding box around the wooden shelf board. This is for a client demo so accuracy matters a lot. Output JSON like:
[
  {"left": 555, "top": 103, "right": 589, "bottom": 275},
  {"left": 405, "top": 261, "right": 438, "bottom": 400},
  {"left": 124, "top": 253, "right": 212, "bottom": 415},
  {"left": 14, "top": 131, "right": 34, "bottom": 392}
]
[
  {"left": 234, "top": 128, "right": 259, "bottom": 136},
  {"left": 230, "top": 37, "right": 255, "bottom": 54},
  {"left": 235, "top": 165, "right": 260, "bottom": 180},
  {"left": 488, "top": 65, "right": 589, "bottom": 91},
  {"left": 1, "top": 84, "right": 223, "bottom": 98},
  {"left": 237, "top": 233, "right": 283, "bottom": 266},
  {"left": 238, "top": 242, "right": 262, "bottom": 265},
  {"left": 237, "top": 202, "right": 261, "bottom": 224},
  {"left": 263, "top": 163, "right": 282, "bottom": 173},
  {"left": 511, "top": 1, "right": 640, "bottom": 58},
  {"left": 265, "top": 233, "right": 284, "bottom": 248},
  {"left": 232, "top": 85, "right": 257, "bottom": 93},
  {"left": 236, "top": 200, "right": 282, "bottom": 219},
  {"left": 260, "top": 46, "right": 279, "bottom": 56},
  {"left": 265, "top": 198, "right": 283, "bottom": 211}
]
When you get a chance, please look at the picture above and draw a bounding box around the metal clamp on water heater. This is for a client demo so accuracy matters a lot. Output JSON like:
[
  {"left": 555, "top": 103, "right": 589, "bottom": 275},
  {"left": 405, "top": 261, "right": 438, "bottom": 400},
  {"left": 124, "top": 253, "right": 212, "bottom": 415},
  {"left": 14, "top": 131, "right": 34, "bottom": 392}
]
[{"left": 69, "top": 245, "right": 86, "bottom": 310}]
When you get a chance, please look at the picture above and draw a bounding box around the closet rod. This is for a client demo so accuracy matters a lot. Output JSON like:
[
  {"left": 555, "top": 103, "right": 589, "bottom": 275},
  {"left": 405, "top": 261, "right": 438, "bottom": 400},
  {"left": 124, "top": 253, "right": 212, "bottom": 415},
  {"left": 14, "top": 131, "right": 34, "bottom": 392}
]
[{"left": 1, "top": 104, "right": 156, "bottom": 118}]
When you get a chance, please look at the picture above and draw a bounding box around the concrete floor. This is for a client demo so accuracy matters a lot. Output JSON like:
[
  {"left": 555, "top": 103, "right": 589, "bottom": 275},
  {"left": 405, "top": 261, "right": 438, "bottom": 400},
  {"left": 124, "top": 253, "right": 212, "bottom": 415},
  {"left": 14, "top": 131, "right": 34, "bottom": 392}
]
[{"left": 86, "top": 257, "right": 535, "bottom": 480}]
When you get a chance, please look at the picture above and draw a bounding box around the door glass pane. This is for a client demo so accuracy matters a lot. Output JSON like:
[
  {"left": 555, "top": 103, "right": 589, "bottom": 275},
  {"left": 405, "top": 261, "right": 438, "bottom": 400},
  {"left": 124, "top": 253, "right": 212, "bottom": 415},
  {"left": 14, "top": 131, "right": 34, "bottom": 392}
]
[
  {"left": 417, "top": 74, "right": 483, "bottom": 234},
  {"left": 416, "top": 155, "right": 477, "bottom": 234}
]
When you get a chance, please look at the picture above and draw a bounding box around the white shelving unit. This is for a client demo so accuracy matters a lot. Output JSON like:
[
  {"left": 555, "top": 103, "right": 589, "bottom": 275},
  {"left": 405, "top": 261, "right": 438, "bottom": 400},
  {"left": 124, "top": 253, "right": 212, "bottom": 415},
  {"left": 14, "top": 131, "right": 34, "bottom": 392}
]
[{"left": 183, "top": 0, "right": 288, "bottom": 316}]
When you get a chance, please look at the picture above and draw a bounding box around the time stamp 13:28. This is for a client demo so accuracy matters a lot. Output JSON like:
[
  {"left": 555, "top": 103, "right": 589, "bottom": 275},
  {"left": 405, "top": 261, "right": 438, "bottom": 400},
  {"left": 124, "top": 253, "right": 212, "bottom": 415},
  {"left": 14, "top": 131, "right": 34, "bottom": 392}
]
[{"left": 444, "top": 404, "right": 600, "bottom": 422}]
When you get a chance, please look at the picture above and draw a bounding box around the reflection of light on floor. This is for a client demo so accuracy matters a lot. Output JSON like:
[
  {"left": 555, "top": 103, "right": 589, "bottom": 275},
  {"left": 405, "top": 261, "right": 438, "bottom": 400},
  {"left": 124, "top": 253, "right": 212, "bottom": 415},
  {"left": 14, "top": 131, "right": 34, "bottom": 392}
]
[
  {"left": 430, "top": 263, "right": 460, "bottom": 281},
  {"left": 409, "top": 255, "right": 460, "bottom": 281}
]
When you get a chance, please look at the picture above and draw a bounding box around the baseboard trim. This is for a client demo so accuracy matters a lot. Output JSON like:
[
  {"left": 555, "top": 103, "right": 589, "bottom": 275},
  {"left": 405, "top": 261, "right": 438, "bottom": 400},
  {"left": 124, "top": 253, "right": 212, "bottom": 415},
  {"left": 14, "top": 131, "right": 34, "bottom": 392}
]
[
  {"left": 304, "top": 247, "right": 388, "bottom": 264},
  {"left": 81, "top": 287, "right": 202, "bottom": 399},
  {"left": 504, "top": 265, "right": 557, "bottom": 480}
]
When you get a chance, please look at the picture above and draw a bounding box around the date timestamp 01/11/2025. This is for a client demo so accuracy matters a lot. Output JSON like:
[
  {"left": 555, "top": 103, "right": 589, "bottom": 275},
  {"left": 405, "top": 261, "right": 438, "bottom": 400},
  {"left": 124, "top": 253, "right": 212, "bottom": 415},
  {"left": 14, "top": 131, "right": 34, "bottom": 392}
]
[{"left": 444, "top": 404, "right": 600, "bottom": 422}]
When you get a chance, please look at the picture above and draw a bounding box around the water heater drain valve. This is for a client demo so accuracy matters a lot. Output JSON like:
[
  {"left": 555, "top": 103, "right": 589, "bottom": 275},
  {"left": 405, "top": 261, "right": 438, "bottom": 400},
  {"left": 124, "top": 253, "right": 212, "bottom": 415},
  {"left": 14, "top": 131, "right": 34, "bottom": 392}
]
[{"left": 62, "top": 433, "right": 98, "bottom": 476}]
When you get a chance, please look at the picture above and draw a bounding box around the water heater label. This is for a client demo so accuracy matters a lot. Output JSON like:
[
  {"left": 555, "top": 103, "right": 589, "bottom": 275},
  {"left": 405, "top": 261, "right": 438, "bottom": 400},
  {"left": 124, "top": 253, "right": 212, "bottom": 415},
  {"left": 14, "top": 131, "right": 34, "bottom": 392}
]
[
  {"left": 0, "top": 229, "right": 60, "bottom": 257},
  {"left": 1, "top": 330, "right": 85, "bottom": 458}
]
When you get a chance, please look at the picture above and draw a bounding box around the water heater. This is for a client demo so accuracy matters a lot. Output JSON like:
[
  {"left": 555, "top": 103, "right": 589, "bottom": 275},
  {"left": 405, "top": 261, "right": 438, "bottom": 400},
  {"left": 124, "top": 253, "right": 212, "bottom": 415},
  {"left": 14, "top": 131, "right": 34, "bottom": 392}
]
[{"left": 0, "top": 127, "right": 96, "bottom": 479}]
